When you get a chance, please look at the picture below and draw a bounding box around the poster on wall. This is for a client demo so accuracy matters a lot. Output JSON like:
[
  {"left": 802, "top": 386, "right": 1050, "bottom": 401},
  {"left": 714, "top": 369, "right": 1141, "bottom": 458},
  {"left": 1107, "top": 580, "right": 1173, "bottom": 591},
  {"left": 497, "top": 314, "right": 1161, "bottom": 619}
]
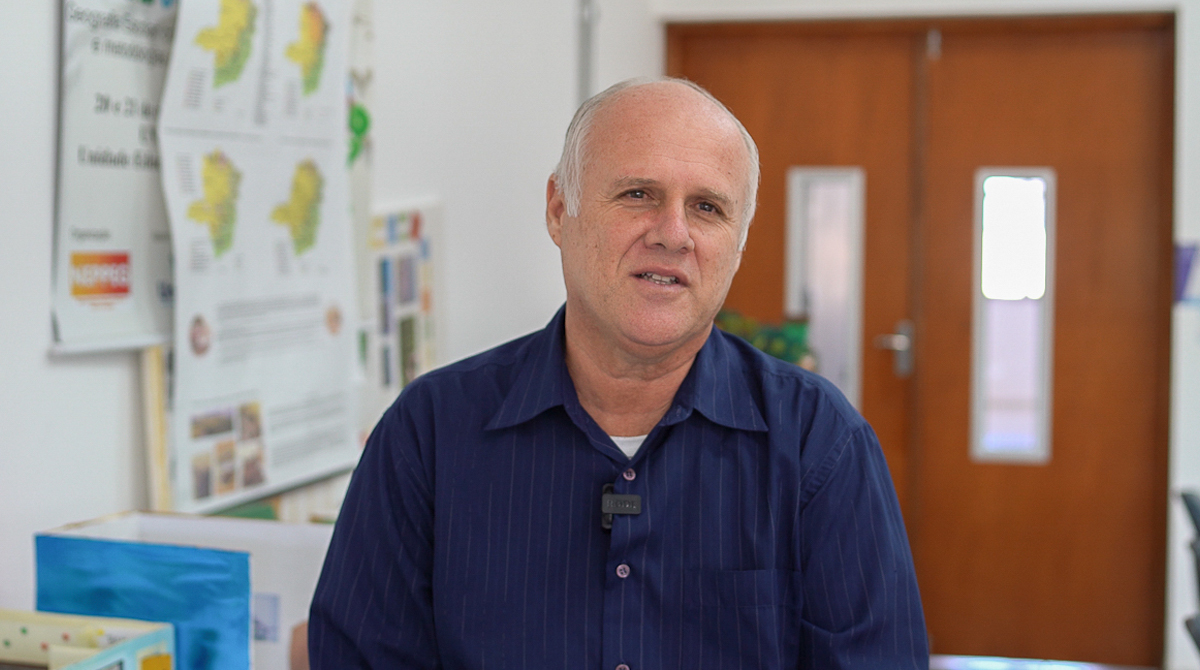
[
  {"left": 356, "top": 201, "right": 440, "bottom": 441},
  {"left": 51, "top": 0, "right": 178, "bottom": 352},
  {"left": 157, "top": 0, "right": 358, "bottom": 513}
]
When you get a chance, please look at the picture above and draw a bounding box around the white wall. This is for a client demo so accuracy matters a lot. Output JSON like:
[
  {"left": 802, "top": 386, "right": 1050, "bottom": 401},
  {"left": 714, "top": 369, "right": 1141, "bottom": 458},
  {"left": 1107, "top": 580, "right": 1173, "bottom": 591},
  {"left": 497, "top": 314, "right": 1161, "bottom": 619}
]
[
  {"left": 647, "top": 1, "right": 1200, "bottom": 668},
  {"left": 373, "top": 0, "right": 577, "bottom": 363},
  {"left": 594, "top": 0, "right": 666, "bottom": 89},
  {"left": 0, "top": 1, "right": 149, "bottom": 611}
]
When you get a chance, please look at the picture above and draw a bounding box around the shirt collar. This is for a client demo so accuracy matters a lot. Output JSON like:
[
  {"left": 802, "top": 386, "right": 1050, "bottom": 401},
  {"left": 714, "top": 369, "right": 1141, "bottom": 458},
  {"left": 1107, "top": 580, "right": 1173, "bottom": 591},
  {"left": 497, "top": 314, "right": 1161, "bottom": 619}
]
[
  {"left": 486, "top": 306, "right": 767, "bottom": 433},
  {"left": 485, "top": 306, "right": 575, "bottom": 431},
  {"left": 665, "top": 323, "right": 769, "bottom": 433}
]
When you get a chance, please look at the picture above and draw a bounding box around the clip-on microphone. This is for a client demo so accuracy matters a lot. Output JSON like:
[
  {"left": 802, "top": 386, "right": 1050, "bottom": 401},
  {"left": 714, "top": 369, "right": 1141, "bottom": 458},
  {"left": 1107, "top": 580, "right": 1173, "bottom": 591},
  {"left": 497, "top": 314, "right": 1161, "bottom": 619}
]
[{"left": 601, "top": 483, "right": 642, "bottom": 531}]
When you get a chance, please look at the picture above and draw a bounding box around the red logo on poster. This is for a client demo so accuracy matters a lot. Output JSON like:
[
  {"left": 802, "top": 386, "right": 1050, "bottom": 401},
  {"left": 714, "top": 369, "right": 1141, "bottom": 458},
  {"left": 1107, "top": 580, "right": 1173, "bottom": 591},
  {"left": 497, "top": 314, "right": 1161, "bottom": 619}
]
[{"left": 70, "top": 252, "right": 131, "bottom": 300}]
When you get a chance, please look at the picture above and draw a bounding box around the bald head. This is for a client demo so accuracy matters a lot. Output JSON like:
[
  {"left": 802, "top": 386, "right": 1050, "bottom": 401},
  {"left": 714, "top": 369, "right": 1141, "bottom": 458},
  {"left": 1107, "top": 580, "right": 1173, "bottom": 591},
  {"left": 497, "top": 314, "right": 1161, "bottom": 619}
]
[{"left": 553, "top": 78, "right": 760, "bottom": 247}]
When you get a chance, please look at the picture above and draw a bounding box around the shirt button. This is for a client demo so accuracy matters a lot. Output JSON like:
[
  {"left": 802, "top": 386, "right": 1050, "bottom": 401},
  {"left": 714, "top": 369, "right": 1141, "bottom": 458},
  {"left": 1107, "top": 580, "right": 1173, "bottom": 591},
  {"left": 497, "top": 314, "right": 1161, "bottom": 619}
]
[
  {"left": 616, "top": 665, "right": 630, "bottom": 670},
  {"left": 622, "top": 468, "right": 636, "bottom": 481},
  {"left": 616, "top": 563, "right": 631, "bottom": 579}
]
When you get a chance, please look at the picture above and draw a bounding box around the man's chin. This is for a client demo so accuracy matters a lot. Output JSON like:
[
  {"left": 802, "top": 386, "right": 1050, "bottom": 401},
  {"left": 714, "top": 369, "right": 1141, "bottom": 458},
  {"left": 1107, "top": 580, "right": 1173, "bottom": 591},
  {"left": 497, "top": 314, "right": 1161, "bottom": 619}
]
[{"left": 617, "top": 316, "right": 711, "bottom": 355}]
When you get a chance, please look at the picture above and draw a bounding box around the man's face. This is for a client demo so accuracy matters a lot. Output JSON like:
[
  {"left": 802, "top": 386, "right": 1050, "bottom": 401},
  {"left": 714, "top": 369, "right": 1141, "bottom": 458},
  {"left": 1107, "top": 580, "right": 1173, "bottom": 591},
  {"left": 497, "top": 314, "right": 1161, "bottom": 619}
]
[{"left": 547, "top": 83, "right": 751, "bottom": 358}]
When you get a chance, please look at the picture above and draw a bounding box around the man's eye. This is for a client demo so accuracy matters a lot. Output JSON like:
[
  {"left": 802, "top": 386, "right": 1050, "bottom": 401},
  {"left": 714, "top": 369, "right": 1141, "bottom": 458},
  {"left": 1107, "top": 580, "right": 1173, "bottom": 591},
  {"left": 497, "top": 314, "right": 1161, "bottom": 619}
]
[
  {"left": 698, "top": 201, "right": 720, "bottom": 214},
  {"left": 624, "top": 190, "right": 647, "bottom": 199}
]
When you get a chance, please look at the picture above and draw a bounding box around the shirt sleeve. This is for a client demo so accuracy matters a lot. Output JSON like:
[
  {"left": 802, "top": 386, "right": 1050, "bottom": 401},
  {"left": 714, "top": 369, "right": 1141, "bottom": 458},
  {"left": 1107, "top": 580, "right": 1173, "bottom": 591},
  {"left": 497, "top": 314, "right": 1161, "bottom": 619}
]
[
  {"left": 797, "top": 422, "right": 929, "bottom": 669},
  {"left": 308, "top": 389, "right": 440, "bottom": 669}
]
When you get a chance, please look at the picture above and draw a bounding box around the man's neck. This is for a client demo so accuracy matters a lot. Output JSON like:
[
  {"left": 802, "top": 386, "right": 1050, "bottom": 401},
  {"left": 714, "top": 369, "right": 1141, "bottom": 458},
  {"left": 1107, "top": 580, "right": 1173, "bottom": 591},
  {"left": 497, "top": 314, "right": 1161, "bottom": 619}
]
[{"left": 562, "top": 311, "right": 708, "bottom": 437}]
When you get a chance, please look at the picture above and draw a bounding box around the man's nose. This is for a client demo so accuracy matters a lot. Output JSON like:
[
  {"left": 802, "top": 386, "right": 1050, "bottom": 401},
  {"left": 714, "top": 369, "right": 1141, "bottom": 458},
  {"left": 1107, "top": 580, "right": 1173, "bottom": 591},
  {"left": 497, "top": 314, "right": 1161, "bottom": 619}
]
[{"left": 644, "top": 201, "right": 695, "bottom": 253}]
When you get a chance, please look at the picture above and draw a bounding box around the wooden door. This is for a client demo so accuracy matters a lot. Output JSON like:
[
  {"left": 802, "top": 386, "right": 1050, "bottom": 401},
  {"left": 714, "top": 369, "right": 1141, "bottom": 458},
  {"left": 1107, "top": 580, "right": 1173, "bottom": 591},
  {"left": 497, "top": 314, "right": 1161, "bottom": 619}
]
[
  {"left": 915, "top": 19, "right": 1173, "bottom": 664},
  {"left": 669, "top": 15, "right": 1173, "bottom": 666},
  {"left": 666, "top": 23, "right": 919, "bottom": 513}
]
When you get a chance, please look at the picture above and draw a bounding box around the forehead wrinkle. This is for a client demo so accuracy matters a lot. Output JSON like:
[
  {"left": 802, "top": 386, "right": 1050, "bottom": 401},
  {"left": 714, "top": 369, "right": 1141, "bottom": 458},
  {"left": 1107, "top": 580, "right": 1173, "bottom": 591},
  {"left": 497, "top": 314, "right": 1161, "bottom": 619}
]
[{"left": 640, "top": 137, "right": 752, "bottom": 208}]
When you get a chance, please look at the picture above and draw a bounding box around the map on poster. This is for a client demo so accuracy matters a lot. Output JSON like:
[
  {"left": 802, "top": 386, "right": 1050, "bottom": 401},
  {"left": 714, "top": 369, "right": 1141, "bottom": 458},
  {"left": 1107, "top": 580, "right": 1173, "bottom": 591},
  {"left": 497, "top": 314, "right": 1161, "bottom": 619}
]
[
  {"left": 158, "top": 0, "right": 357, "bottom": 514},
  {"left": 52, "top": 0, "right": 178, "bottom": 352}
]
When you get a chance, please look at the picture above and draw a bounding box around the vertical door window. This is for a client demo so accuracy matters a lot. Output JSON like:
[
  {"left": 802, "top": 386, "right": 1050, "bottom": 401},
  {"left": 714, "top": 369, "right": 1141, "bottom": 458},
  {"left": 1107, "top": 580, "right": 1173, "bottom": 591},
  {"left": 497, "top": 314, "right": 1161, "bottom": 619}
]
[
  {"left": 786, "top": 168, "right": 866, "bottom": 408},
  {"left": 971, "top": 168, "right": 1055, "bottom": 463}
]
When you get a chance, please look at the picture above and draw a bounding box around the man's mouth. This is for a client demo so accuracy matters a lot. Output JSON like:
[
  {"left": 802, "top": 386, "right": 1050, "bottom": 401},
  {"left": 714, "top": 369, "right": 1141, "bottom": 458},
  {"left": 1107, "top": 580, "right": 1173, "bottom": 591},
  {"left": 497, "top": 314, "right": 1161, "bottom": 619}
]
[{"left": 638, "top": 272, "right": 679, "bottom": 286}]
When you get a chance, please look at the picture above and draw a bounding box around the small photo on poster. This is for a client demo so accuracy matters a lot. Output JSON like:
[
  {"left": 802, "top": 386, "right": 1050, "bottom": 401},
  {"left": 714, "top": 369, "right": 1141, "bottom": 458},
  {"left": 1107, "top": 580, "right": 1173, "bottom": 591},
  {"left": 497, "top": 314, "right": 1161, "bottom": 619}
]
[
  {"left": 399, "top": 316, "right": 417, "bottom": 387},
  {"left": 409, "top": 211, "right": 423, "bottom": 240},
  {"left": 381, "top": 346, "right": 392, "bottom": 387},
  {"left": 215, "top": 440, "right": 237, "bottom": 495},
  {"left": 191, "top": 408, "right": 234, "bottom": 438},
  {"left": 325, "top": 303, "right": 343, "bottom": 335},
  {"left": 190, "top": 314, "right": 213, "bottom": 356},
  {"left": 240, "top": 439, "right": 266, "bottom": 488},
  {"left": 192, "top": 452, "right": 212, "bottom": 500},
  {"left": 397, "top": 254, "right": 417, "bottom": 305},
  {"left": 378, "top": 257, "right": 393, "bottom": 335},
  {"left": 239, "top": 402, "right": 262, "bottom": 440}
]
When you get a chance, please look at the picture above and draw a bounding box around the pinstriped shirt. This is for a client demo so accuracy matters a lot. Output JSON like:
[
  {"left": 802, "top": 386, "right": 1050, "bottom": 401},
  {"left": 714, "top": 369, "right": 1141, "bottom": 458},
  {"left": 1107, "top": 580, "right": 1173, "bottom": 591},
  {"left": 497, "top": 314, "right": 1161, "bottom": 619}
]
[{"left": 309, "top": 307, "right": 928, "bottom": 669}]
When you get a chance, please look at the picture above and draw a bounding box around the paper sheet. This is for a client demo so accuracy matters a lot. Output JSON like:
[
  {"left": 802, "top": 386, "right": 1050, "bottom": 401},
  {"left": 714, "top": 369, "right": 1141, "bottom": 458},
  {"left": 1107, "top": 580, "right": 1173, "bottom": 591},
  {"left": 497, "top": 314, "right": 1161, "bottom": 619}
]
[
  {"left": 158, "top": 0, "right": 358, "bottom": 513},
  {"left": 51, "top": 0, "right": 177, "bottom": 352}
]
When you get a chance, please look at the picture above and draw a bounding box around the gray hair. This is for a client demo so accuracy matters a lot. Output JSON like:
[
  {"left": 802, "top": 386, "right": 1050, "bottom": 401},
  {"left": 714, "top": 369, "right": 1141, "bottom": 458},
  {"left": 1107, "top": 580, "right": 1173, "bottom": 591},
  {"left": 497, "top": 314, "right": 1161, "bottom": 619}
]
[{"left": 552, "top": 77, "right": 760, "bottom": 248}]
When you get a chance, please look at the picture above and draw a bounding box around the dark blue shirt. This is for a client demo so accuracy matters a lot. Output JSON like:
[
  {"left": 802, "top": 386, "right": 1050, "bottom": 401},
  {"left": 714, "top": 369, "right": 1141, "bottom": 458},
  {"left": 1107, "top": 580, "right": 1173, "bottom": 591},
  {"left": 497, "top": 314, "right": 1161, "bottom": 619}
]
[{"left": 310, "top": 307, "right": 927, "bottom": 669}]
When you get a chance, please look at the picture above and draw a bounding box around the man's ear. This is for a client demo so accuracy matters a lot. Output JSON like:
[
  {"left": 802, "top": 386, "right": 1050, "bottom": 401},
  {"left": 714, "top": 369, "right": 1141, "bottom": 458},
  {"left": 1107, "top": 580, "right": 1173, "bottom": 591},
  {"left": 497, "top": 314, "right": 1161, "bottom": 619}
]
[{"left": 546, "top": 175, "right": 566, "bottom": 248}]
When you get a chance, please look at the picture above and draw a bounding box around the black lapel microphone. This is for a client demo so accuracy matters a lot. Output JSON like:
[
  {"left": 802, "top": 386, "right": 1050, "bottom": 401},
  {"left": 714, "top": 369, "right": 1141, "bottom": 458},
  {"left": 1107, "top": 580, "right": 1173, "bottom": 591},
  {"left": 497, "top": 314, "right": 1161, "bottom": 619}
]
[{"left": 600, "top": 483, "right": 642, "bottom": 531}]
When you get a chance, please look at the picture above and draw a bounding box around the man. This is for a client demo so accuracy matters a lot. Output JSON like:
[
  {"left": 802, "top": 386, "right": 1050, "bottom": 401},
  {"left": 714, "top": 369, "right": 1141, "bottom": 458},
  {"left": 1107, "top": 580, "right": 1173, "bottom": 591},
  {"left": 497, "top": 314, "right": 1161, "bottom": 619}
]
[{"left": 309, "top": 77, "right": 927, "bottom": 669}]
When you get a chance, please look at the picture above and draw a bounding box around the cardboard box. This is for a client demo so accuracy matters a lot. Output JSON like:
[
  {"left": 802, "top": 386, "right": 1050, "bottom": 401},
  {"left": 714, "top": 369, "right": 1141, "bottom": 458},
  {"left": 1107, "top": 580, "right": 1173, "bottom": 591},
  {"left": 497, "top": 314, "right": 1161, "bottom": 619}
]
[
  {"left": 36, "top": 512, "right": 333, "bottom": 670},
  {"left": 0, "top": 608, "right": 173, "bottom": 670}
]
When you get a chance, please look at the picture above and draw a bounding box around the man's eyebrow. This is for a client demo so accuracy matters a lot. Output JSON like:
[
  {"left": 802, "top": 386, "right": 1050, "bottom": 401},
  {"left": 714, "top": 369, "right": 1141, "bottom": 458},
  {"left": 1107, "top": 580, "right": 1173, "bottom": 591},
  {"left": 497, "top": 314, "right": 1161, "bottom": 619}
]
[
  {"left": 610, "top": 177, "right": 738, "bottom": 210},
  {"left": 694, "top": 187, "right": 736, "bottom": 211},
  {"left": 611, "top": 176, "right": 661, "bottom": 190}
]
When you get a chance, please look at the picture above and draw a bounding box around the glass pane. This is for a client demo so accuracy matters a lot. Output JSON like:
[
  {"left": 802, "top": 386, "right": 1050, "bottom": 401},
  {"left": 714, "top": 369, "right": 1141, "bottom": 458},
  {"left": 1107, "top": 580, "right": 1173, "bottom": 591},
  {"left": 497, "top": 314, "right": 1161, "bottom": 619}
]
[
  {"left": 972, "top": 170, "right": 1054, "bottom": 463},
  {"left": 981, "top": 299, "right": 1041, "bottom": 453},
  {"left": 785, "top": 168, "right": 865, "bottom": 408},
  {"left": 981, "top": 176, "right": 1047, "bottom": 300}
]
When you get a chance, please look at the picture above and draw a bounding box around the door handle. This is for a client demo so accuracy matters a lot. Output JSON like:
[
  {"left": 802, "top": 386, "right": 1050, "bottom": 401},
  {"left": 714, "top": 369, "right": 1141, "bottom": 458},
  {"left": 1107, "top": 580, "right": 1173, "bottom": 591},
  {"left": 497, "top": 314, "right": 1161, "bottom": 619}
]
[{"left": 873, "top": 319, "right": 914, "bottom": 378}]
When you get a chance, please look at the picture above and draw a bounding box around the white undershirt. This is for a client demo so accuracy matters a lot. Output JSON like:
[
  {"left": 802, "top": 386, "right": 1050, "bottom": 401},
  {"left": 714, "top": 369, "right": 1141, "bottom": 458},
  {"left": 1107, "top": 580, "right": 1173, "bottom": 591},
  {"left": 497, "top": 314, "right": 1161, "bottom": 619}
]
[{"left": 609, "top": 434, "right": 649, "bottom": 459}]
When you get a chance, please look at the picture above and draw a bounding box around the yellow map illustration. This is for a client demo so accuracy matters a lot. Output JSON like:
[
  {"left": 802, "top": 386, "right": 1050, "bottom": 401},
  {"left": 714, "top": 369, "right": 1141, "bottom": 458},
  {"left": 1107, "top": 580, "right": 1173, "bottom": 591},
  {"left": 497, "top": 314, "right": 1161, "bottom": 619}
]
[
  {"left": 195, "top": 0, "right": 258, "bottom": 88},
  {"left": 272, "top": 160, "right": 323, "bottom": 255},
  {"left": 188, "top": 151, "right": 242, "bottom": 257},
  {"left": 285, "top": 3, "right": 329, "bottom": 95}
]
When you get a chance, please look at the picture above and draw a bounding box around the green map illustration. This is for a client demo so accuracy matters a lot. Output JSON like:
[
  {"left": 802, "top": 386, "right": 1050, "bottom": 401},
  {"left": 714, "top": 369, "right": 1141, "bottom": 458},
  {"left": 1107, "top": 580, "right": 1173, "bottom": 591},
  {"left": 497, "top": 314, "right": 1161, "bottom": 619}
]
[
  {"left": 195, "top": 0, "right": 258, "bottom": 88},
  {"left": 187, "top": 151, "right": 241, "bottom": 257},
  {"left": 272, "top": 160, "right": 323, "bottom": 255},
  {"left": 285, "top": 3, "right": 329, "bottom": 95}
]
